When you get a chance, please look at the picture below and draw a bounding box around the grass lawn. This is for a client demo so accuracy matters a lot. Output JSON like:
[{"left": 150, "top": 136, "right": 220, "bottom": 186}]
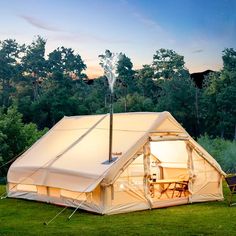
[{"left": 0, "top": 184, "right": 236, "bottom": 235}]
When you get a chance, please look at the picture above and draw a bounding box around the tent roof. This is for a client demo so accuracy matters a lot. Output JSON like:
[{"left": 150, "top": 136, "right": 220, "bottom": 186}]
[{"left": 8, "top": 112, "right": 225, "bottom": 193}]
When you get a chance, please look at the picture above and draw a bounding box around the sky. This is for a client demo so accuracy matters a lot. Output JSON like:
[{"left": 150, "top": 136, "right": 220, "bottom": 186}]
[{"left": 0, "top": 0, "right": 236, "bottom": 78}]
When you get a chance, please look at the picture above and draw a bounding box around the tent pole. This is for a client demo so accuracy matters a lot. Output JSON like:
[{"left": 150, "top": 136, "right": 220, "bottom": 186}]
[{"left": 109, "top": 92, "right": 113, "bottom": 163}]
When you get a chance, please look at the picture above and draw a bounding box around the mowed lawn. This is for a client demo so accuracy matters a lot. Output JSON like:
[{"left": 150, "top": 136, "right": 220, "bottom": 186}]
[{"left": 0, "top": 184, "right": 236, "bottom": 236}]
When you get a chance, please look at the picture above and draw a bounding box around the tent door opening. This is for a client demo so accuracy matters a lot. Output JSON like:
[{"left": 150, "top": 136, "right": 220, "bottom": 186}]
[{"left": 147, "top": 140, "right": 191, "bottom": 202}]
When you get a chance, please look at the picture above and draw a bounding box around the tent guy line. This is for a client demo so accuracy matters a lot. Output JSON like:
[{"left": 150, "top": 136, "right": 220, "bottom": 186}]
[
  {"left": 44, "top": 163, "right": 114, "bottom": 225},
  {"left": 0, "top": 149, "right": 26, "bottom": 169}
]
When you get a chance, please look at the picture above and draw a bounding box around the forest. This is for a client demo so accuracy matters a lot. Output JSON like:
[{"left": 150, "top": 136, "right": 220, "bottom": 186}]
[{"left": 0, "top": 36, "right": 235, "bottom": 176}]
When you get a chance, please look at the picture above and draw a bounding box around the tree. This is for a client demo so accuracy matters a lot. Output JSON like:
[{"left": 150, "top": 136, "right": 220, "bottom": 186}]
[
  {"left": 47, "top": 46, "right": 87, "bottom": 81},
  {"left": 135, "top": 65, "right": 161, "bottom": 103},
  {"left": 116, "top": 53, "right": 135, "bottom": 90},
  {"left": 0, "top": 106, "right": 47, "bottom": 176},
  {"left": 198, "top": 71, "right": 219, "bottom": 136},
  {"left": 0, "top": 39, "right": 23, "bottom": 107},
  {"left": 19, "top": 76, "right": 91, "bottom": 129},
  {"left": 222, "top": 48, "right": 236, "bottom": 72},
  {"left": 18, "top": 43, "right": 88, "bottom": 128},
  {"left": 114, "top": 93, "right": 154, "bottom": 113},
  {"left": 156, "top": 76, "right": 198, "bottom": 136},
  {"left": 152, "top": 48, "right": 189, "bottom": 80},
  {"left": 115, "top": 54, "right": 135, "bottom": 111},
  {"left": 201, "top": 48, "right": 236, "bottom": 139},
  {"left": 152, "top": 49, "right": 203, "bottom": 136},
  {"left": 21, "top": 36, "right": 47, "bottom": 101},
  {"left": 82, "top": 76, "right": 109, "bottom": 114}
]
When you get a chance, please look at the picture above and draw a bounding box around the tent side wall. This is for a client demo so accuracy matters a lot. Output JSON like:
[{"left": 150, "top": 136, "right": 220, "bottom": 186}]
[
  {"left": 7, "top": 183, "right": 105, "bottom": 214},
  {"left": 101, "top": 154, "right": 151, "bottom": 215},
  {"left": 190, "top": 149, "right": 224, "bottom": 202}
]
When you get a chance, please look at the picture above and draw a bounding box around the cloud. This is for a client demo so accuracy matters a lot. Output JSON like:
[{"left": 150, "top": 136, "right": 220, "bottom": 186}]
[
  {"left": 192, "top": 49, "right": 204, "bottom": 53},
  {"left": 19, "top": 14, "right": 130, "bottom": 45},
  {"left": 51, "top": 32, "right": 131, "bottom": 45},
  {"left": 119, "top": 0, "right": 129, "bottom": 4},
  {"left": 19, "top": 15, "right": 62, "bottom": 32},
  {"left": 119, "top": 0, "right": 162, "bottom": 32},
  {"left": 132, "top": 12, "right": 162, "bottom": 32}
]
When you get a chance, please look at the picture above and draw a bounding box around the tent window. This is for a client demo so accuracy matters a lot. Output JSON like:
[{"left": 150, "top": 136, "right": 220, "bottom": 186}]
[
  {"left": 114, "top": 154, "right": 144, "bottom": 192},
  {"left": 37, "top": 186, "right": 47, "bottom": 195},
  {"left": 61, "top": 189, "right": 86, "bottom": 201},
  {"left": 111, "top": 154, "right": 146, "bottom": 206},
  {"left": 16, "top": 184, "right": 37, "bottom": 192},
  {"left": 48, "top": 187, "right": 60, "bottom": 197}
]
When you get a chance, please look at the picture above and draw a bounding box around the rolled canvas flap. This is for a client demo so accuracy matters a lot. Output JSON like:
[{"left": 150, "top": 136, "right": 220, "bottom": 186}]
[{"left": 8, "top": 166, "right": 105, "bottom": 193}]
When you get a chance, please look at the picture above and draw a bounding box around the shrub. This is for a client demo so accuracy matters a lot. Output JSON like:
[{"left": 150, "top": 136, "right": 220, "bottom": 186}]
[
  {"left": 0, "top": 106, "right": 48, "bottom": 176},
  {"left": 198, "top": 135, "right": 236, "bottom": 173}
]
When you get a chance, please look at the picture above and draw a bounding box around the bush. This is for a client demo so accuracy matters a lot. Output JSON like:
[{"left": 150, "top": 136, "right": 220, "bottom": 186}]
[
  {"left": 0, "top": 106, "right": 48, "bottom": 176},
  {"left": 198, "top": 135, "right": 236, "bottom": 173}
]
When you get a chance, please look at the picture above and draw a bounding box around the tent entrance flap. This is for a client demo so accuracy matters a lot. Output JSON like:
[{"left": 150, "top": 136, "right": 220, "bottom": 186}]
[{"left": 8, "top": 168, "right": 106, "bottom": 194}]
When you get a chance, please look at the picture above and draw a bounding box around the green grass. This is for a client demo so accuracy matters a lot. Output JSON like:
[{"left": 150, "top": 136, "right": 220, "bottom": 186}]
[{"left": 0, "top": 184, "right": 236, "bottom": 236}]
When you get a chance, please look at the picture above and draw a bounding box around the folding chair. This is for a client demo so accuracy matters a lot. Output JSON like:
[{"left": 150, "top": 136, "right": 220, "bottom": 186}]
[
  {"left": 171, "top": 181, "right": 189, "bottom": 198},
  {"left": 225, "top": 175, "right": 236, "bottom": 206}
]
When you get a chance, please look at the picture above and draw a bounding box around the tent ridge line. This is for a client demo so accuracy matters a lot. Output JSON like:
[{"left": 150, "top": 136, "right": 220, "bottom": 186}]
[
  {"left": 65, "top": 112, "right": 162, "bottom": 119},
  {"left": 164, "top": 113, "right": 188, "bottom": 133}
]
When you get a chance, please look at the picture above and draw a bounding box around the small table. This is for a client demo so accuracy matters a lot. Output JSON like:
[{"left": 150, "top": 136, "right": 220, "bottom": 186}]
[{"left": 149, "top": 178, "right": 188, "bottom": 199}]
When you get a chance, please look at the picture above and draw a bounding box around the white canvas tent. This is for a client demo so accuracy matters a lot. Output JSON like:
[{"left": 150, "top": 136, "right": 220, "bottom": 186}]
[{"left": 7, "top": 112, "right": 225, "bottom": 215}]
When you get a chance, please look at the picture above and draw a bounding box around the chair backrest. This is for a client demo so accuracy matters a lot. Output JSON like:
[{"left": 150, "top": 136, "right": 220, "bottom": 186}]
[
  {"left": 178, "top": 174, "right": 190, "bottom": 182},
  {"left": 225, "top": 175, "right": 236, "bottom": 192}
]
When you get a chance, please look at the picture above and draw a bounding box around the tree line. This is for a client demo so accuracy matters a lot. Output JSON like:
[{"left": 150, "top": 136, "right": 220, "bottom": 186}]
[{"left": 0, "top": 36, "right": 235, "bottom": 175}]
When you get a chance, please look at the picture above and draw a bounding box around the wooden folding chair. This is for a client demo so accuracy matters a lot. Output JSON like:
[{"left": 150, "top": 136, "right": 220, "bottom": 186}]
[
  {"left": 171, "top": 181, "right": 189, "bottom": 198},
  {"left": 225, "top": 175, "right": 236, "bottom": 206}
]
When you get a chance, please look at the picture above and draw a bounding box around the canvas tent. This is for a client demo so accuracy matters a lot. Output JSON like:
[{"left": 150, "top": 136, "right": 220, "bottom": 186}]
[{"left": 7, "top": 112, "right": 225, "bottom": 215}]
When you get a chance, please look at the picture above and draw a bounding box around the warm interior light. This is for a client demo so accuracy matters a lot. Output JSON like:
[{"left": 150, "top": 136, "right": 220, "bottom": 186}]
[{"left": 119, "top": 183, "right": 124, "bottom": 190}]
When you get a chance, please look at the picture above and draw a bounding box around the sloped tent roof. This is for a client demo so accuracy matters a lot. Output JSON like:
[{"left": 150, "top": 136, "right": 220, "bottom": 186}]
[{"left": 8, "top": 112, "right": 225, "bottom": 194}]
